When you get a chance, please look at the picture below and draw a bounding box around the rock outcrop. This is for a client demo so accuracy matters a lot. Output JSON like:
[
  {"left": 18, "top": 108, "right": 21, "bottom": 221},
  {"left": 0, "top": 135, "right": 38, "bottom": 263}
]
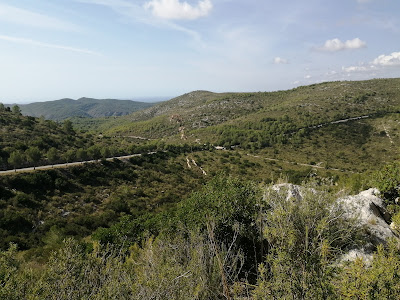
[
  {"left": 269, "top": 184, "right": 398, "bottom": 264},
  {"left": 338, "top": 188, "right": 395, "bottom": 245}
]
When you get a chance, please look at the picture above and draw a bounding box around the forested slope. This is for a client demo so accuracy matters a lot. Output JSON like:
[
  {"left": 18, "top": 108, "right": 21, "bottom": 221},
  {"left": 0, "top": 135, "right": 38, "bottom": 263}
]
[{"left": 11, "top": 97, "right": 155, "bottom": 121}]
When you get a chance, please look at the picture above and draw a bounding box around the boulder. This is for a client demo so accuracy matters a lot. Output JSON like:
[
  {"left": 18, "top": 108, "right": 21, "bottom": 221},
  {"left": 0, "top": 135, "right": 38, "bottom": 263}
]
[{"left": 338, "top": 188, "right": 395, "bottom": 245}]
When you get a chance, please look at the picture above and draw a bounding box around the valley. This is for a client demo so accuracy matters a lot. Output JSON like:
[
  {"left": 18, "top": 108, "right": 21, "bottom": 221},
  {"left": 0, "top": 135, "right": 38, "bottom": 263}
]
[{"left": 2, "top": 78, "right": 400, "bottom": 298}]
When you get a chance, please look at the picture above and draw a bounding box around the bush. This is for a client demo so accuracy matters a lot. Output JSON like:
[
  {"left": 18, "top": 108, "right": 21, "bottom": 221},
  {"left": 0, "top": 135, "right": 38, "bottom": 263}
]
[
  {"left": 373, "top": 162, "right": 400, "bottom": 200},
  {"left": 254, "top": 184, "right": 362, "bottom": 299}
]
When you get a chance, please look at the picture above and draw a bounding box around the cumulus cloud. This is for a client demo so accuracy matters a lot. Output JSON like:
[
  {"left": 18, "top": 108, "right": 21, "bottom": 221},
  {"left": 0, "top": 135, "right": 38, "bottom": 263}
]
[
  {"left": 341, "top": 51, "right": 400, "bottom": 76},
  {"left": 144, "top": 0, "right": 213, "bottom": 20},
  {"left": 318, "top": 38, "right": 366, "bottom": 52},
  {"left": 273, "top": 57, "right": 288, "bottom": 64},
  {"left": 372, "top": 52, "right": 400, "bottom": 66}
]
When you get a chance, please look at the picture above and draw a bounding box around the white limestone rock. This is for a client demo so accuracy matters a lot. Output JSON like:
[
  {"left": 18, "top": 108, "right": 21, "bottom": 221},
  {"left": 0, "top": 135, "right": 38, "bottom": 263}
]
[{"left": 338, "top": 188, "right": 395, "bottom": 244}]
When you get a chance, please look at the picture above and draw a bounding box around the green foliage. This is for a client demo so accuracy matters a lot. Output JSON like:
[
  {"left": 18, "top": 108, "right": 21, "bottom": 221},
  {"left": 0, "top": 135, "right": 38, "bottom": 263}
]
[
  {"left": 25, "top": 146, "right": 41, "bottom": 168},
  {"left": 16, "top": 97, "right": 155, "bottom": 121},
  {"left": 373, "top": 162, "right": 400, "bottom": 200},
  {"left": 0, "top": 243, "right": 25, "bottom": 300},
  {"left": 176, "top": 175, "right": 259, "bottom": 239},
  {"left": 64, "top": 149, "right": 76, "bottom": 163},
  {"left": 8, "top": 151, "right": 24, "bottom": 170},
  {"left": 0, "top": 230, "right": 244, "bottom": 300},
  {"left": 11, "top": 105, "right": 21, "bottom": 115},
  {"left": 101, "top": 146, "right": 111, "bottom": 158},
  {"left": 47, "top": 147, "right": 59, "bottom": 164},
  {"left": 76, "top": 148, "right": 88, "bottom": 161},
  {"left": 88, "top": 145, "right": 101, "bottom": 160},
  {"left": 63, "top": 119, "right": 75, "bottom": 134},
  {"left": 336, "top": 239, "right": 400, "bottom": 299},
  {"left": 2, "top": 174, "right": 400, "bottom": 299},
  {"left": 253, "top": 184, "right": 361, "bottom": 299}
]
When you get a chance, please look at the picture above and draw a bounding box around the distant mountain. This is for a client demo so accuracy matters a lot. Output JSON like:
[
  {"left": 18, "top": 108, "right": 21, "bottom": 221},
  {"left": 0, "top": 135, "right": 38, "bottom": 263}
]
[{"left": 11, "top": 97, "right": 157, "bottom": 121}]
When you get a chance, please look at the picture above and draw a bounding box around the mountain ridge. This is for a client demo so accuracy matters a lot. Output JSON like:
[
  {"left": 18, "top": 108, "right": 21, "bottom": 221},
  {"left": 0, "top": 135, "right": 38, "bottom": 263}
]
[{"left": 6, "top": 97, "right": 157, "bottom": 121}]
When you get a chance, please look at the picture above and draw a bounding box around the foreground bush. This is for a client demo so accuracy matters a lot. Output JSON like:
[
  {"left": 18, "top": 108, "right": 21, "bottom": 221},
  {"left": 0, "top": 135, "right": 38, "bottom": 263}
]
[
  {"left": 2, "top": 178, "right": 400, "bottom": 299},
  {"left": 253, "top": 184, "right": 362, "bottom": 299}
]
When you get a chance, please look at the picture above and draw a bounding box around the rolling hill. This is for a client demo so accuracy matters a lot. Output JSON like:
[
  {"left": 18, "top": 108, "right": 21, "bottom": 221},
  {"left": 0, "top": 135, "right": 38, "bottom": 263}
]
[
  {"left": 98, "top": 79, "right": 400, "bottom": 136},
  {"left": 10, "top": 97, "right": 157, "bottom": 121},
  {"left": 88, "top": 78, "right": 400, "bottom": 173}
]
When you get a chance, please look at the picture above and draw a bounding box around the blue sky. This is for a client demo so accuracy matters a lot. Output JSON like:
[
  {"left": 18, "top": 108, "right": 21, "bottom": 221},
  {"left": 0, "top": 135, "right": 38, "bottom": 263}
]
[{"left": 0, "top": 0, "right": 399, "bottom": 103}]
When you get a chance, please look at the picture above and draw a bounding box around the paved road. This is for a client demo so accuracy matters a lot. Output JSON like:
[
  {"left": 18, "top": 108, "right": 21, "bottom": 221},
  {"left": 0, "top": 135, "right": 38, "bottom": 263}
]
[
  {"left": 309, "top": 115, "right": 370, "bottom": 129},
  {"left": 0, "top": 153, "right": 143, "bottom": 176}
]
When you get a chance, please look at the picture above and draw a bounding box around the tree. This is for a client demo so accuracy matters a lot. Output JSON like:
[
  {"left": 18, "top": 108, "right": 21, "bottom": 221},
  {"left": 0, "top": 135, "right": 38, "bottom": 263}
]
[
  {"left": 64, "top": 149, "right": 76, "bottom": 163},
  {"left": 63, "top": 120, "right": 75, "bottom": 135},
  {"left": 47, "top": 148, "right": 59, "bottom": 167},
  {"left": 11, "top": 105, "right": 21, "bottom": 115},
  {"left": 101, "top": 147, "right": 111, "bottom": 159},
  {"left": 8, "top": 151, "right": 23, "bottom": 172},
  {"left": 88, "top": 145, "right": 101, "bottom": 160},
  {"left": 0, "top": 103, "right": 5, "bottom": 111},
  {"left": 76, "top": 148, "right": 88, "bottom": 163},
  {"left": 25, "top": 146, "right": 41, "bottom": 170}
]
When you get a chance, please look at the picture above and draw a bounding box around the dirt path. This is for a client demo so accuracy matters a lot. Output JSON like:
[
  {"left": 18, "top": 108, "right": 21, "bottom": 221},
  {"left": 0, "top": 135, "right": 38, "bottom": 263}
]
[
  {"left": 383, "top": 125, "right": 394, "bottom": 145},
  {"left": 185, "top": 156, "right": 207, "bottom": 175},
  {"left": 247, "top": 154, "right": 351, "bottom": 173}
]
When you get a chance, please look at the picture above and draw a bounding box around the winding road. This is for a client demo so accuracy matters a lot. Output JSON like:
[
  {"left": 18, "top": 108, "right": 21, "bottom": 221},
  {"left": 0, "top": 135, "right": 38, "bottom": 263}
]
[{"left": 0, "top": 154, "right": 143, "bottom": 176}]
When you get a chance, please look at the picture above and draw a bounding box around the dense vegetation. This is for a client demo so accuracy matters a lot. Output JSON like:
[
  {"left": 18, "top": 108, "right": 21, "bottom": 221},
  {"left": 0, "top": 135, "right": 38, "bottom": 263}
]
[
  {"left": 2, "top": 79, "right": 400, "bottom": 298},
  {"left": 2, "top": 176, "right": 400, "bottom": 299},
  {"left": 7, "top": 97, "right": 155, "bottom": 121},
  {"left": 0, "top": 104, "right": 163, "bottom": 170}
]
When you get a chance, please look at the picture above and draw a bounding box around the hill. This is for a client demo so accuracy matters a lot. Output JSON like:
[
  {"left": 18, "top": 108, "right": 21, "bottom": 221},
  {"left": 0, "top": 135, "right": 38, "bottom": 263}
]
[
  {"left": 88, "top": 78, "right": 400, "bottom": 173},
  {"left": 100, "top": 79, "right": 400, "bottom": 137},
  {"left": 9, "top": 97, "right": 156, "bottom": 121},
  {"left": 3, "top": 79, "right": 400, "bottom": 298},
  {"left": 0, "top": 105, "right": 152, "bottom": 171}
]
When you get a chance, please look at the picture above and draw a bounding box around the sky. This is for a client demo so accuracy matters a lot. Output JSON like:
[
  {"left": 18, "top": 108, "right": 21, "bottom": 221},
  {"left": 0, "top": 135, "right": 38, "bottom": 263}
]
[{"left": 0, "top": 0, "right": 399, "bottom": 103}]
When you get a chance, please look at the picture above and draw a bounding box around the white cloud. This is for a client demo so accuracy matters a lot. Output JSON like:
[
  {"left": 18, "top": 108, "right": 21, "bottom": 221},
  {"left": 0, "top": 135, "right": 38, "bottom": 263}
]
[
  {"left": 342, "top": 65, "right": 370, "bottom": 73},
  {"left": 76, "top": 0, "right": 205, "bottom": 43},
  {"left": 304, "top": 75, "right": 312, "bottom": 79},
  {"left": 0, "top": 4, "right": 80, "bottom": 31},
  {"left": 372, "top": 52, "right": 400, "bottom": 66},
  {"left": 0, "top": 34, "right": 101, "bottom": 56},
  {"left": 342, "top": 51, "right": 400, "bottom": 74},
  {"left": 144, "top": 0, "right": 213, "bottom": 20},
  {"left": 318, "top": 38, "right": 367, "bottom": 52},
  {"left": 273, "top": 57, "right": 288, "bottom": 64}
]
